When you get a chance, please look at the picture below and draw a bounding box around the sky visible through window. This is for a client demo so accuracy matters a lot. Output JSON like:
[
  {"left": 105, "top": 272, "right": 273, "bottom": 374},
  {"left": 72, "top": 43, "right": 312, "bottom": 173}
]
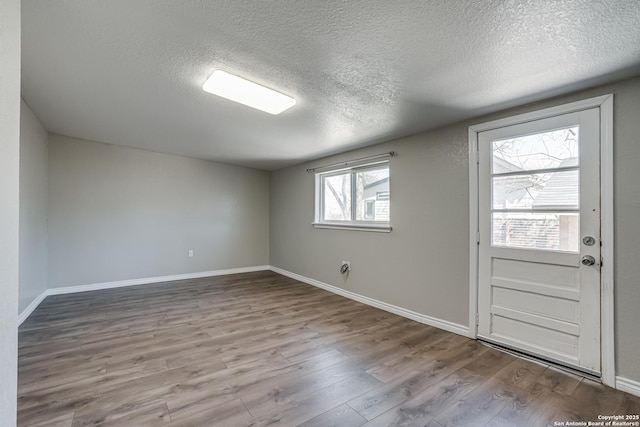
[{"left": 492, "top": 126, "right": 579, "bottom": 173}]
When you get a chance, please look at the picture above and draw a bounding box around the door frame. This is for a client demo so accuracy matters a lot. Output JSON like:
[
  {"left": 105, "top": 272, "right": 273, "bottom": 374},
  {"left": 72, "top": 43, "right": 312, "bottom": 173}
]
[{"left": 467, "top": 94, "right": 615, "bottom": 386}]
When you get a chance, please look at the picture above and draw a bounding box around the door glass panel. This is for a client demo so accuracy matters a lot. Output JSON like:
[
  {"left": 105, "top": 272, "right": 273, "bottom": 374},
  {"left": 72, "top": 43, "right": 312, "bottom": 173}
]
[
  {"left": 492, "top": 212, "right": 579, "bottom": 252},
  {"left": 492, "top": 126, "right": 579, "bottom": 173},
  {"left": 491, "top": 125, "right": 581, "bottom": 252},
  {"left": 492, "top": 170, "right": 579, "bottom": 209}
]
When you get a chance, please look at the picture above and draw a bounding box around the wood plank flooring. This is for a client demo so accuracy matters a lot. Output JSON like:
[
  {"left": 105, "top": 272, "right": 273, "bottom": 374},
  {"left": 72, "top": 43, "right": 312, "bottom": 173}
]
[{"left": 18, "top": 271, "right": 640, "bottom": 426}]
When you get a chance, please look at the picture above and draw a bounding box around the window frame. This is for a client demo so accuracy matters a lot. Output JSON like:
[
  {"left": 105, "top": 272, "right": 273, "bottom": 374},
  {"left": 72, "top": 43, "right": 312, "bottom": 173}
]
[{"left": 313, "top": 160, "right": 391, "bottom": 232}]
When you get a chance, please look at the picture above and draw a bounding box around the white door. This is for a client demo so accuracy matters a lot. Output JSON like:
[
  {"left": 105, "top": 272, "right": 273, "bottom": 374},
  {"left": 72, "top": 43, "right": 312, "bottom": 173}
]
[{"left": 477, "top": 108, "right": 601, "bottom": 375}]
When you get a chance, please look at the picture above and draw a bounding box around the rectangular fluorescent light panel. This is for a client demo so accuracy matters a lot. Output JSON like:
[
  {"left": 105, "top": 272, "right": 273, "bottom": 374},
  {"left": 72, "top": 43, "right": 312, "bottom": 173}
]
[{"left": 203, "top": 70, "right": 296, "bottom": 115}]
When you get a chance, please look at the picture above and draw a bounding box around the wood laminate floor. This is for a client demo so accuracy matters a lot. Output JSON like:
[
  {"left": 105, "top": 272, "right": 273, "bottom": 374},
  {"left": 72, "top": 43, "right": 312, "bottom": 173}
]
[{"left": 18, "top": 271, "right": 640, "bottom": 427}]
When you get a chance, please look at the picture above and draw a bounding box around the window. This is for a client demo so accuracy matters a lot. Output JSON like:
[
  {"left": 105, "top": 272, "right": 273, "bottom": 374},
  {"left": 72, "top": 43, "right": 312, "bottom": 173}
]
[
  {"left": 490, "top": 126, "right": 580, "bottom": 252},
  {"left": 314, "top": 161, "right": 391, "bottom": 231}
]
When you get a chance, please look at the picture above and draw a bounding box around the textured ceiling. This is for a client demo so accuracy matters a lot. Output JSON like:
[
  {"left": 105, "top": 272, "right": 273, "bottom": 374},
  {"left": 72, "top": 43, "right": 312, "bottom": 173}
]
[{"left": 21, "top": 0, "right": 640, "bottom": 170}]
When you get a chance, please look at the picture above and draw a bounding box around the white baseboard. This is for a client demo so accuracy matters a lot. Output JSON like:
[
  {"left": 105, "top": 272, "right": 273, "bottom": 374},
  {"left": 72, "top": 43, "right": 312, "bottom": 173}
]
[
  {"left": 17, "top": 291, "right": 49, "bottom": 326},
  {"left": 18, "top": 265, "right": 270, "bottom": 326},
  {"left": 269, "top": 266, "right": 469, "bottom": 337},
  {"left": 617, "top": 376, "right": 640, "bottom": 397},
  {"left": 46, "top": 265, "right": 270, "bottom": 296}
]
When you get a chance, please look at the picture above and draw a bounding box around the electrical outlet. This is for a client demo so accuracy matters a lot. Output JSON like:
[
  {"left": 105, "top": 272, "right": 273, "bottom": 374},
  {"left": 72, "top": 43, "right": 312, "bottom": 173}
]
[
  {"left": 188, "top": 250, "right": 194, "bottom": 258},
  {"left": 340, "top": 260, "right": 350, "bottom": 274}
]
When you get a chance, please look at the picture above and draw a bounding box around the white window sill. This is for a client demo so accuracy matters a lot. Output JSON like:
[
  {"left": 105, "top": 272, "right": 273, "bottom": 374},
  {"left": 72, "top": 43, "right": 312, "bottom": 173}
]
[{"left": 312, "top": 222, "right": 392, "bottom": 233}]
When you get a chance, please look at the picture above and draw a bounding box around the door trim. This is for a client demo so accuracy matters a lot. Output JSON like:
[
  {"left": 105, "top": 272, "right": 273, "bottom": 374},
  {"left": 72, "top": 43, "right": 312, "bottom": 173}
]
[{"left": 468, "top": 94, "right": 615, "bottom": 387}]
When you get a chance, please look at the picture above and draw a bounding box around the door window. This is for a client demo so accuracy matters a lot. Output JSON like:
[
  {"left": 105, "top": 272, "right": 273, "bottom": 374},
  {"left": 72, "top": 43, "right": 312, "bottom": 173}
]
[{"left": 490, "top": 126, "right": 580, "bottom": 252}]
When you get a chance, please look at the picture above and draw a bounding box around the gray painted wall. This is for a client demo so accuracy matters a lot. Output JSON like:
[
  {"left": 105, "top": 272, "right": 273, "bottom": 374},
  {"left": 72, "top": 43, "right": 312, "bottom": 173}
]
[
  {"left": 19, "top": 100, "right": 49, "bottom": 314},
  {"left": 271, "top": 133, "right": 470, "bottom": 327},
  {"left": 270, "top": 76, "right": 640, "bottom": 382},
  {"left": 271, "top": 126, "right": 471, "bottom": 326},
  {"left": 605, "top": 78, "right": 640, "bottom": 382},
  {"left": 0, "top": 0, "right": 20, "bottom": 423},
  {"left": 48, "top": 135, "right": 269, "bottom": 288}
]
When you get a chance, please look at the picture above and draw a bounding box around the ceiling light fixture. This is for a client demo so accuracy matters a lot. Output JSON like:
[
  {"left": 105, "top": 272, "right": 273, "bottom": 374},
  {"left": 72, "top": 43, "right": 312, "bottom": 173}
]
[{"left": 202, "top": 70, "right": 296, "bottom": 115}]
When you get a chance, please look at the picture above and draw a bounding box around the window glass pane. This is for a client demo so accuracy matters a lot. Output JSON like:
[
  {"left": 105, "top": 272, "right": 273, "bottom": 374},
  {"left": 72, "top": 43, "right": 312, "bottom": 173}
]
[
  {"left": 492, "top": 212, "right": 579, "bottom": 252},
  {"left": 316, "top": 161, "right": 390, "bottom": 227},
  {"left": 492, "top": 170, "right": 579, "bottom": 210},
  {"left": 492, "top": 126, "right": 579, "bottom": 173},
  {"left": 364, "top": 201, "right": 375, "bottom": 219},
  {"left": 322, "top": 173, "right": 351, "bottom": 221},
  {"left": 355, "top": 167, "right": 389, "bottom": 222}
]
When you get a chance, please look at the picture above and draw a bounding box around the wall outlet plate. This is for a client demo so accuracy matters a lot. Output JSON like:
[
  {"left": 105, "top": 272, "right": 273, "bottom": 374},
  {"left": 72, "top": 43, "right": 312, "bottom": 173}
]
[{"left": 340, "top": 261, "right": 350, "bottom": 274}]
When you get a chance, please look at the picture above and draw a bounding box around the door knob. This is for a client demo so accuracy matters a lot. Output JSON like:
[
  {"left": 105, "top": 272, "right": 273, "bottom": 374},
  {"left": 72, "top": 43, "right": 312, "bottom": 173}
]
[{"left": 581, "top": 255, "right": 596, "bottom": 266}]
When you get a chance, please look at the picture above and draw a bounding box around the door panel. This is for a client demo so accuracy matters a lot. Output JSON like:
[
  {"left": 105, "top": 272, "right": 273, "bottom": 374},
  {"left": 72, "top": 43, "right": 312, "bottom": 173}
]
[
  {"left": 492, "top": 286, "right": 578, "bottom": 323},
  {"left": 477, "top": 108, "right": 601, "bottom": 374}
]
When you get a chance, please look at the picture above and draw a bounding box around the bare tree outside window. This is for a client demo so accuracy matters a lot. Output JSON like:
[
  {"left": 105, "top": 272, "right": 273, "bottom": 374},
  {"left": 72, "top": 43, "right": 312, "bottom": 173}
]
[
  {"left": 323, "top": 173, "right": 351, "bottom": 220},
  {"left": 321, "top": 165, "right": 390, "bottom": 223}
]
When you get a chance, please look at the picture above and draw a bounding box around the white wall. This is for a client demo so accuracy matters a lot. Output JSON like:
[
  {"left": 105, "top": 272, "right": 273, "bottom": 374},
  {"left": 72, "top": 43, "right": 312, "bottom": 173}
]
[
  {"left": 270, "top": 76, "right": 640, "bottom": 383},
  {"left": 48, "top": 135, "right": 270, "bottom": 288},
  {"left": 0, "top": 0, "right": 20, "bottom": 423},
  {"left": 19, "top": 100, "right": 49, "bottom": 314}
]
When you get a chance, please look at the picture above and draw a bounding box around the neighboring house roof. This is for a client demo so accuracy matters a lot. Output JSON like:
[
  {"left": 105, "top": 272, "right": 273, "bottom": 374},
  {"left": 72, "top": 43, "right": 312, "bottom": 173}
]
[
  {"left": 363, "top": 177, "right": 390, "bottom": 202},
  {"left": 364, "top": 177, "right": 389, "bottom": 189},
  {"left": 492, "top": 156, "right": 523, "bottom": 174},
  {"left": 532, "top": 158, "right": 579, "bottom": 209}
]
